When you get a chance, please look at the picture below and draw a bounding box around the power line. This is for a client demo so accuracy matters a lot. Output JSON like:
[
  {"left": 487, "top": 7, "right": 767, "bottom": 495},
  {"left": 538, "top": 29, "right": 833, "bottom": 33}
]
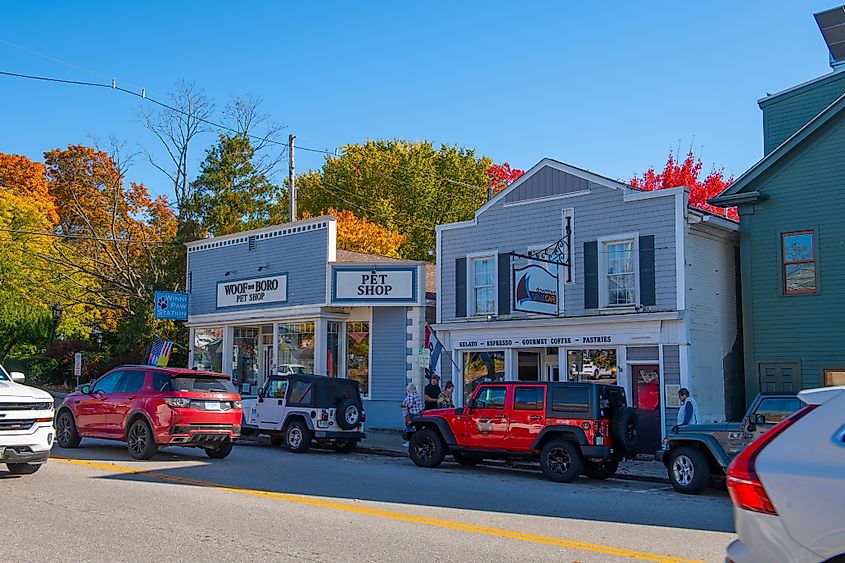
[
  {"left": 0, "top": 227, "right": 178, "bottom": 245},
  {"left": 307, "top": 181, "right": 437, "bottom": 231}
]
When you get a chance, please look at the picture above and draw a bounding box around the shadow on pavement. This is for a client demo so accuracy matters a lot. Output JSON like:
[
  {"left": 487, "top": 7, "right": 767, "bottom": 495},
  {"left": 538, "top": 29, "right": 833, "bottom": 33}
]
[{"left": 53, "top": 440, "right": 734, "bottom": 534}]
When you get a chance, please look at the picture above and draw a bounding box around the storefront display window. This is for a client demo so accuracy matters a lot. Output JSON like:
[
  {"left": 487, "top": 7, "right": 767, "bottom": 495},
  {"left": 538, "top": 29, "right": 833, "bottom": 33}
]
[
  {"left": 233, "top": 327, "right": 260, "bottom": 392},
  {"left": 326, "top": 321, "right": 341, "bottom": 377},
  {"left": 347, "top": 322, "right": 370, "bottom": 396},
  {"left": 192, "top": 328, "right": 224, "bottom": 372},
  {"left": 567, "top": 349, "right": 617, "bottom": 384},
  {"left": 278, "top": 322, "right": 315, "bottom": 374},
  {"left": 463, "top": 351, "right": 505, "bottom": 400}
]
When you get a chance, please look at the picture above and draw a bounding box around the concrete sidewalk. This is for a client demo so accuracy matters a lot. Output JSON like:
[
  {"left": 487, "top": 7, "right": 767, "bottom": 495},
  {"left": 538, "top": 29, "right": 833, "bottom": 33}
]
[{"left": 360, "top": 429, "right": 670, "bottom": 484}]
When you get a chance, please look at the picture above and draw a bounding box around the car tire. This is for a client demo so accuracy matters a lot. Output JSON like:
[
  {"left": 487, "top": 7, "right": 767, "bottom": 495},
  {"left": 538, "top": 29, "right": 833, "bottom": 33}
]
[
  {"left": 584, "top": 459, "right": 619, "bottom": 480},
  {"left": 611, "top": 407, "right": 638, "bottom": 455},
  {"left": 332, "top": 440, "right": 358, "bottom": 453},
  {"left": 6, "top": 463, "right": 41, "bottom": 475},
  {"left": 55, "top": 410, "right": 82, "bottom": 449},
  {"left": 669, "top": 446, "right": 710, "bottom": 494},
  {"left": 539, "top": 439, "right": 584, "bottom": 483},
  {"left": 452, "top": 452, "right": 482, "bottom": 466},
  {"left": 127, "top": 418, "right": 158, "bottom": 460},
  {"left": 336, "top": 399, "right": 361, "bottom": 430},
  {"left": 409, "top": 428, "right": 446, "bottom": 468},
  {"left": 284, "top": 420, "right": 311, "bottom": 453},
  {"left": 204, "top": 440, "right": 234, "bottom": 459}
]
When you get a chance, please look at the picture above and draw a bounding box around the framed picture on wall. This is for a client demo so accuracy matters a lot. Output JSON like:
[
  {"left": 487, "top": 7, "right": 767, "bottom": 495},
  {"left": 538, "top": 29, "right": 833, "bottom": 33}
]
[{"left": 666, "top": 384, "right": 681, "bottom": 407}]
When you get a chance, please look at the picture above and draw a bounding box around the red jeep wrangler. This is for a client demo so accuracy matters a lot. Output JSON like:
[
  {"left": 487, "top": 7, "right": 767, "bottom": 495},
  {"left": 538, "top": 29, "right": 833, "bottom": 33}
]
[{"left": 408, "top": 382, "right": 637, "bottom": 482}]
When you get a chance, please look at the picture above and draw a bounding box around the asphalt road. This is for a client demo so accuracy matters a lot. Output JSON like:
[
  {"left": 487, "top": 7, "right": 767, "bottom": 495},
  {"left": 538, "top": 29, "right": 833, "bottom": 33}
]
[{"left": 1, "top": 439, "right": 735, "bottom": 563}]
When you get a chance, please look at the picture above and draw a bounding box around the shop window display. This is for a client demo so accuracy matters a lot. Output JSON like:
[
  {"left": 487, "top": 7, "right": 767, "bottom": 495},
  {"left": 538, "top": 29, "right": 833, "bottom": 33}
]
[
  {"left": 326, "top": 321, "right": 340, "bottom": 377},
  {"left": 192, "top": 328, "right": 224, "bottom": 372},
  {"left": 567, "top": 349, "right": 617, "bottom": 384},
  {"left": 463, "top": 351, "right": 505, "bottom": 401},
  {"left": 347, "top": 322, "right": 370, "bottom": 396},
  {"left": 233, "top": 327, "right": 260, "bottom": 392},
  {"left": 278, "top": 322, "right": 316, "bottom": 374}
]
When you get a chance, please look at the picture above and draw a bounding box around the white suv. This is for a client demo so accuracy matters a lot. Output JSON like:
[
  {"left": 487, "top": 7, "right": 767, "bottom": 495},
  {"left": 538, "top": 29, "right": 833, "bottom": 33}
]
[{"left": 0, "top": 365, "right": 55, "bottom": 474}]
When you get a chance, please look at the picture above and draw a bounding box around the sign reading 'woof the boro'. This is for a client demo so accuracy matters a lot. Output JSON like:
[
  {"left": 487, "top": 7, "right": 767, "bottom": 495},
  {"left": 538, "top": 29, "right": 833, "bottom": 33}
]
[{"left": 217, "top": 275, "right": 287, "bottom": 308}]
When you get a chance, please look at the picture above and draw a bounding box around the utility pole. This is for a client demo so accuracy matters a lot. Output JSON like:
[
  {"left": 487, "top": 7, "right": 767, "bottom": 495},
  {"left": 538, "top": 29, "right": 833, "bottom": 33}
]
[
  {"left": 288, "top": 134, "right": 296, "bottom": 222},
  {"left": 486, "top": 186, "right": 493, "bottom": 201}
]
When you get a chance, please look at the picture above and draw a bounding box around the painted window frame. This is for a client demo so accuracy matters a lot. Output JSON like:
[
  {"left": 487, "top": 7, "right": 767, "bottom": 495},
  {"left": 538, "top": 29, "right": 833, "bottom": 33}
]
[
  {"left": 466, "top": 251, "right": 498, "bottom": 317},
  {"left": 597, "top": 233, "right": 640, "bottom": 309},
  {"left": 822, "top": 367, "right": 845, "bottom": 387},
  {"left": 781, "top": 230, "right": 817, "bottom": 295}
]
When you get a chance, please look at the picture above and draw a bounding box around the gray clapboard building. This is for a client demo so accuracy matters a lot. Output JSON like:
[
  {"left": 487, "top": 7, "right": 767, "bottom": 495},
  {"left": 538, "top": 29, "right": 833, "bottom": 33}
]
[
  {"left": 433, "top": 159, "right": 741, "bottom": 452},
  {"left": 185, "top": 215, "right": 431, "bottom": 430}
]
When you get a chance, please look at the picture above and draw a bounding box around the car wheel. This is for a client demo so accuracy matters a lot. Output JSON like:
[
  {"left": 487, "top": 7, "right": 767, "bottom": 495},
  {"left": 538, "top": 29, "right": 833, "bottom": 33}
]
[
  {"left": 6, "top": 463, "right": 41, "bottom": 475},
  {"left": 584, "top": 459, "right": 619, "bottom": 480},
  {"left": 452, "top": 452, "right": 482, "bottom": 466},
  {"left": 284, "top": 420, "right": 311, "bottom": 453},
  {"left": 55, "top": 410, "right": 82, "bottom": 448},
  {"left": 408, "top": 428, "right": 445, "bottom": 468},
  {"left": 204, "top": 440, "right": 233, "bottom": 459},
  {"left": 336, "top": 399, "right": 361, "bottom": 430},
  {"left": 332, "top": 440, "right": 358, "bottom": 453},
  {"left": 539, "top": 439, "right": 584, "bottom": 483},
  {"left": 127, "top": 419, "right": 158, "bottom": 460},
  {"left": 669, "top": 446, "right": 711, "bottom": 494}
]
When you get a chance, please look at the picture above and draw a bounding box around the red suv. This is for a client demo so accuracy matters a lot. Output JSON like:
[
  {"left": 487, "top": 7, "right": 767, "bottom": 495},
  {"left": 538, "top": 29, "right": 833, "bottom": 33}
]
[
  {"left": 55, "top": 366, "right": 242, "bottom": 460},
  {"left": 408, "top": 382, "right": 637, "bottom": 482}
]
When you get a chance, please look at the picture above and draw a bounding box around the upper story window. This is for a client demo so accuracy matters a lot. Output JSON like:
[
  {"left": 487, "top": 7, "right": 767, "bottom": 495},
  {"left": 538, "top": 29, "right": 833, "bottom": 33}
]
[
  {"left": 782, "top": 231, "right": 816, "bottom": 294},
  {"left": 605, "top": 239, "right": 636, "bottom": 306},
  {"left": 472, "top": 256, "right": 496, "bottom": 315}
]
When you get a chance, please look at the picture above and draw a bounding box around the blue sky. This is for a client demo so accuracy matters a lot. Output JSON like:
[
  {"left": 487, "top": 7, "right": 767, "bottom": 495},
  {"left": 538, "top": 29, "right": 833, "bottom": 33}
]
[{"left": 0, "top": 1, "right": 840, "bottom": 198}]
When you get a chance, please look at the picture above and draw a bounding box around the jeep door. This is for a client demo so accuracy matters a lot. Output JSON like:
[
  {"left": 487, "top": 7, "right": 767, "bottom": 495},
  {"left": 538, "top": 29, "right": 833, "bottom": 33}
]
[
  {"left": 741, "top": 396, "right": 802, "bottom": 448},
  {"left": 465, "top": 385, "right": 509, "bottom": 449},
  {"left": 507, "top": 386, "right": 545, "bottom": 451},
  {"left": 255, "top": 378, "right": 289, "bottom": 428}
]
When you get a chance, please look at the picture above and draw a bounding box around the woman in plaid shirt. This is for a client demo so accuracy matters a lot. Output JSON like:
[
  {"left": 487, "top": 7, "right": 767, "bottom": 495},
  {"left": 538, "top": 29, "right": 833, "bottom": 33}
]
[{"left": 401, "top": 383, "right": 423, "bottom": 445}]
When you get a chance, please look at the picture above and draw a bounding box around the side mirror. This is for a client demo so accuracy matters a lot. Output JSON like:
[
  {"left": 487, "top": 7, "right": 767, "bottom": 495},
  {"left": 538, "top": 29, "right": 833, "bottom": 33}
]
[
  {"left": 746, "top": 420, "right": 757, "bottom": 433},
  {"left": 9, "top": 371, "right": 25, "bottom": 382},
  {"left": 257, "top": 388, "right": 265, "bottom": 398},
  {"left": 754, "top": 414, "right": 766, "bottom": 425},
  {"left": 77, "top": 384, "right": 91, "bottom": 394},
  {"left": 465, "top": 398, "right": 475, "bottom": 411}
]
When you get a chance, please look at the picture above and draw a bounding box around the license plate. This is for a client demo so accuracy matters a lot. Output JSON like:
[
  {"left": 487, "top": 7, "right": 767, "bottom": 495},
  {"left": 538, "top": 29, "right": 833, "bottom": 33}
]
[{"left": 205, "top": 401, "right": 220, "bottom": 410}]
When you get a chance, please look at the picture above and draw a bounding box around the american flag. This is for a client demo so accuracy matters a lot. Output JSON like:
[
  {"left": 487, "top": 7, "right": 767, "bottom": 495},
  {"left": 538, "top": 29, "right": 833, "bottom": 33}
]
[{"left": 148, "top": 336, "right": 173, "bottom": 367}]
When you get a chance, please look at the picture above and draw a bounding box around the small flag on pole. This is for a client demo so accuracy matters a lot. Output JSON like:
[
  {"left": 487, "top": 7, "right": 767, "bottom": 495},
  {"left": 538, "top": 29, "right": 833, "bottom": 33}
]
[{"left": 148, "top": 336, "right": 173, "bottom": 367}]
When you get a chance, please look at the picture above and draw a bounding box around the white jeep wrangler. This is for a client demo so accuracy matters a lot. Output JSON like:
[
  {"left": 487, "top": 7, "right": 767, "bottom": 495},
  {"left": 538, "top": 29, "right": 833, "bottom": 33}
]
[
  {"left": 241, "top": 374, "right": 365, "bottom": 453},
  {"left": 0, "top": 365, "right": 55, "bottom": 474}
]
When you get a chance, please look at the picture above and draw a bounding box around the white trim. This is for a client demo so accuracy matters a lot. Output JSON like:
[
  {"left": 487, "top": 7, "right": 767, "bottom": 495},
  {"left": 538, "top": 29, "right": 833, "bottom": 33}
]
[
  {"left": 597, "top": 233, "right": 640, "bottom": 309},
  {"left": 327, "top": 218, "right": 337, "bottom": 263},
  {"left": 675, "top": 190, "right": 688, "bottom": 311},
  {"left": 687, "top": 209, "right": 740, "bottom": 233},
  {"left": 757, "top": 67, "right": 845, "bottom": 105},
  {"left": 502, "top": 189, "right": 590, "bottom": 208},
  {"left": 436, "top": 226, "right": 443, "bottom": 324},
  {"left": 623, "top": 186, "right": 685, "bottom": 202},
  {"left": 188, "top": 328, "right": 195, "bottom": 369},
  {"left": 186, "top": 216, "right": 333, "bottom": 251},
  {"left": 187, "top": 305, "right": 331, "bottom": 327},
  {"left": 432, "top": 310, "right": 682, "bottom": 332},
  {"left": 466, "top": 251, "right": 498, "bottom": 317},
  {"left": 679, "top": 343, "right": 691, "bottom": 389}
]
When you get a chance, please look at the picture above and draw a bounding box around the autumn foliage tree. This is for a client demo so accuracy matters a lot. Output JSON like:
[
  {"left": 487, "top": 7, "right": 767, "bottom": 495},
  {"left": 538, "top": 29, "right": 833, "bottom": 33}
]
[
  {"left": 631, "top": 150, "right": 737, "bottom": 221},
  {"left": 488, "top": 162, "right": 524, "bottom": 195},
  {"left": 302, "top": 208, "right": 405, "bottom": 258}
]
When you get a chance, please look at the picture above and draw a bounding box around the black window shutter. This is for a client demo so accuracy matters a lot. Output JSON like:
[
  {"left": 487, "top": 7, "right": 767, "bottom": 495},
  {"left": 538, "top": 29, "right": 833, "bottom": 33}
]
[
  {"left": 455, "top": 257, "right": 467, "bottom": 317},
  {"left": 497, "top": 253, "right": 511, "bottom": 316},
  {"left": 639, "top": 235, "right": 656, "bottom": 306},
  {"left": 584, "top": 241, "right": 598, "bottom": 309}
]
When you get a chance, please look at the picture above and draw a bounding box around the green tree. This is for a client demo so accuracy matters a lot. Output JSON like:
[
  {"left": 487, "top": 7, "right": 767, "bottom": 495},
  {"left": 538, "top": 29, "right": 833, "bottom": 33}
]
[
  {"left": 189, "top": 133, "right": 284, "bottom": 236},
  {"left": 296, "top": 140, "right": 493, "bottom": 260}
]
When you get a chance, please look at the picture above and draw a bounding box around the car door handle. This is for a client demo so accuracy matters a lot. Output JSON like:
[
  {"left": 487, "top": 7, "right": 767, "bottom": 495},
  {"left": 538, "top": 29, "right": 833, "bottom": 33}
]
[
  {"left": 528, "top": 415, "right": 542, "bottom": 421},
  {"left": 277, "top": 399, "right": 284, "bottom": 405}
]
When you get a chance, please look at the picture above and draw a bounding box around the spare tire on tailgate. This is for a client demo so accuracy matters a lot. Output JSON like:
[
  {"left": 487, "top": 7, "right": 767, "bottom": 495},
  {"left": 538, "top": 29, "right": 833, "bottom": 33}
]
[
  {"left": 611, "top": 406, "right": 638, "bottom": 455},
  {"left": 337, "top": 398, "right": 362, "bottom": 430}
]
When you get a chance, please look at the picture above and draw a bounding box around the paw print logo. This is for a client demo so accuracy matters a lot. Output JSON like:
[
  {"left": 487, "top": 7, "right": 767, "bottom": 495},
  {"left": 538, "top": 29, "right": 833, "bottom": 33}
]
[{"left": 157, "top": 296, "right": 168, "bottom": 311}]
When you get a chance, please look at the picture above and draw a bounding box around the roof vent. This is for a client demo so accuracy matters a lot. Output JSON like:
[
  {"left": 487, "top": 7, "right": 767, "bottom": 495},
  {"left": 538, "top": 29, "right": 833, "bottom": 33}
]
[{"left": 815, "top": 6, "right": 845, "bottom": 69}]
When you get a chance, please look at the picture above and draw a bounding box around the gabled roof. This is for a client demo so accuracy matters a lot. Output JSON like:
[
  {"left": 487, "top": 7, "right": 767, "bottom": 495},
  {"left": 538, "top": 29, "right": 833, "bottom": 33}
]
[{"left": 710, "top": 90, "right": 845, "bottom": 207}]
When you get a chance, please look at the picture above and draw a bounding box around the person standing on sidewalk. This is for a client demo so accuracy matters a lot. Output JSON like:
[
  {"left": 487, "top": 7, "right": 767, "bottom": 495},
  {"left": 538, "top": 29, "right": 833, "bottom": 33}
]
[
  {"left": 401, "top": 383, "right": 423, "bottom": 447},
  {"left": 423, "top": 374, "right": 442, "bottom": 411},
  {"left": 437, "top": 381, "right": 455, "bottom": 408},
  {"left": 677, "top": 388, "right": 700, "bottom": 426}
]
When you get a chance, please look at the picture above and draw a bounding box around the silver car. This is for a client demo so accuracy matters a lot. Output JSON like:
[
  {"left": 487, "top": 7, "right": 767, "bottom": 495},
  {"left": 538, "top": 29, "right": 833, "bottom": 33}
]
[{"left": 725, "top": 386, "right": 845, "bottom": 563}]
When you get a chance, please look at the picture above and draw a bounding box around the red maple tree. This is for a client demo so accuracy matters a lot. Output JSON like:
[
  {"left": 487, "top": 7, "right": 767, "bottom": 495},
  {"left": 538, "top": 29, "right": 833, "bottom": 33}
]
[
  {"left": 630, "top": 150, "right": 737, "bottom": 221},
  {"left": 488, "top": 162, "right": 525, "bottom": 195}
]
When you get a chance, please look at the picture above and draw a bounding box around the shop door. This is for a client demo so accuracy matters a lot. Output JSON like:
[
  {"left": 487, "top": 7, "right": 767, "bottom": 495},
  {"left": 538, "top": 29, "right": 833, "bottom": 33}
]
[{"left": 631, "top": 364, "right": 661, "bottom": 453}]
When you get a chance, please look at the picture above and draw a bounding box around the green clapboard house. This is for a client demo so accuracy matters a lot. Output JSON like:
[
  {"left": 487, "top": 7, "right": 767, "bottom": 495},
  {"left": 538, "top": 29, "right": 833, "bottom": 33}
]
[{"left": 711, "top": 6, "right": 845, "bottom": 399}]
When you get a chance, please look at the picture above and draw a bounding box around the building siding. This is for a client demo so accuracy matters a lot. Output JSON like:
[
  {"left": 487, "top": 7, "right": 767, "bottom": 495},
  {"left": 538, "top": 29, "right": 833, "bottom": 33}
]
[
  {"left": 503, "top": 166, "right": 589, "bottom": 203},
  {"left": 440, "top": 167, "right": 678, "bottom": 323},
  {"left": 370, "top": 307, "right": 408, "bottom": 401},
  {"left": 663, "top": 344, "right": 680, "bottom": 436},
  {"left": 760, "top": 70, "right": 845, "bottom": 154},
  {"left": 187, "top": 228, "right": 329, "bottom": 316},
  {"left": 745, "top": 118, "right": 845, "bottom": 391}
]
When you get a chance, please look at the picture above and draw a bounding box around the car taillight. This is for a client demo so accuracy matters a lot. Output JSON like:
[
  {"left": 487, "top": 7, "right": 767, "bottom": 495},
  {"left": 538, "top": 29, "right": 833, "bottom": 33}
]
[
  {"left": 164, "top": 398, "right": 192, "bottom": 408},
  {"left": 321, "top": 411, "right": 329, "bottom": 421},
  {"left": 360, "top": 411, "right": 366, "bottom": 422},
  {"left": 727, "top": 404, "right": 818, "bottom": 515},
  {"left": 595, "top": 420, "right": 606, "bottom": 437}
]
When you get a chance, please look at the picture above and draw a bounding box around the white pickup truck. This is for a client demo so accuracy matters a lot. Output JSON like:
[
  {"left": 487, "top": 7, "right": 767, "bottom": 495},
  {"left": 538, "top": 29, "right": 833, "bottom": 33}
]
[{"left": 0, "top": 365, "right": 55, "bottom": 474}]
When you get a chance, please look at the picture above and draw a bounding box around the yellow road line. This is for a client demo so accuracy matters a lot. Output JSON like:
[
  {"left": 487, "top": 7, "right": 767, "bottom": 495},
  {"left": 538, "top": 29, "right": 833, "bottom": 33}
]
[{"left": 53, "top": 456, "right": 702, "bottom": 563}]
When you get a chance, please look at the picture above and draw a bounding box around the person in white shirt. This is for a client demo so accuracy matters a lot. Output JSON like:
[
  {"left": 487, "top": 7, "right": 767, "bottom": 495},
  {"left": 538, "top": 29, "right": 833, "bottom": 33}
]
[{"left": 677, "top": 388, "right": 700, "bottom": 425}]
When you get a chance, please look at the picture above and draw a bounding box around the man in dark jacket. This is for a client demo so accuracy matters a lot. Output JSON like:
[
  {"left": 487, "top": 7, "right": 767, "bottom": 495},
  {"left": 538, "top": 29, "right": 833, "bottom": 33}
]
[{"left": 423, "top": 374, "right": 442, "bottom": 411}]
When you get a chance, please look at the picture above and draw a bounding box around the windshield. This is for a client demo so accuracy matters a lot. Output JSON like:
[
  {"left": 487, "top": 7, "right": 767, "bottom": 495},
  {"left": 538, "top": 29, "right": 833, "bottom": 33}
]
[
  {"left": 279, "top": 366, "right": 308, "bottom": 375},
  {"left": 169, "top": 377, "right": 238, "bottom": 394},
  {"left": 0, "top": 365, "right": 9, "bottom": 382}
]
